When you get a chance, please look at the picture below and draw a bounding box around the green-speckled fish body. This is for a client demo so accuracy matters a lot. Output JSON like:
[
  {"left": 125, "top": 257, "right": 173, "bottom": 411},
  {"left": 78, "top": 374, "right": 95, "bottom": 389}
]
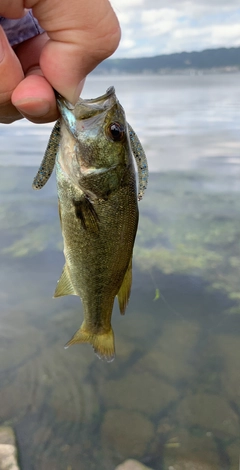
[{"left": 33, "top": 87, "right": 148, "bottom": 361}]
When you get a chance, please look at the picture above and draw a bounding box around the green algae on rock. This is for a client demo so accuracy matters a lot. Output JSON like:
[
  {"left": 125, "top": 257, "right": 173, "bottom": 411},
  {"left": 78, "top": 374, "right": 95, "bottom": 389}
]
[
  {"left": 2, "top": 167, "right": 240, "bottom": 316},
  {"left": 134, "top": 171, "right": 240, "bottom": 312}
]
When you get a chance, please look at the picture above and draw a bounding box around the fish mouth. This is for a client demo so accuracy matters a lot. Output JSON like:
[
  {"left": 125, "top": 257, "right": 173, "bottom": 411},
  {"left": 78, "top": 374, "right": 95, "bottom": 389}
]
[
  {"left": 56, "top": 87, "right": 118, "bottom": 121},
  {"left": 81, "top": 86, "right": 115, "bottom": 104}
]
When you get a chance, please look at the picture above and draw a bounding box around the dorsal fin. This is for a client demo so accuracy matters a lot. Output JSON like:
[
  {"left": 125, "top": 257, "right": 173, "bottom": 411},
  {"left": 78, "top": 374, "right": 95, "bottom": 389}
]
[{"left": 53, "top": 264, "right": 76, "bottom": 297}]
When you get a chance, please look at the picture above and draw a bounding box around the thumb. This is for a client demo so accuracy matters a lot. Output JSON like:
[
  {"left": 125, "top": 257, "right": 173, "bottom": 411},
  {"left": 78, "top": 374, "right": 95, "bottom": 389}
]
[{"left": 32, "top": 0, "right": 121, "bottom": 103}]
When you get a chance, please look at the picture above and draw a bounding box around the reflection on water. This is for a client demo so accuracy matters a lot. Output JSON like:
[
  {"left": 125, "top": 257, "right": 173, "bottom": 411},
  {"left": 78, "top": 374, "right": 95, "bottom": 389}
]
[
  {"left": 1, "top": 74, "right": 240, "bottom": 172},
  {"left": 0, "top": 75, "right": 240, "bottom": 470}
]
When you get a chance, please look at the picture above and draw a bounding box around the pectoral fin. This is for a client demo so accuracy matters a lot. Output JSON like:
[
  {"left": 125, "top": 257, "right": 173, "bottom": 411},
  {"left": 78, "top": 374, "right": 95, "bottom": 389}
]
[
  {"left": 128, "top": 123, "right": 148, "bottom": 201},
  {"left": 72, "top": 197, "right": 99, "bottom": 233},
  {"left": 117, "top": 257, "right": 133, "bottom": 315},
  {"left": 54, "top": 264, "right": 76, "bottom": 297},
  {"left": 32, "top": 120, "right": 61, "bottom": 190}
]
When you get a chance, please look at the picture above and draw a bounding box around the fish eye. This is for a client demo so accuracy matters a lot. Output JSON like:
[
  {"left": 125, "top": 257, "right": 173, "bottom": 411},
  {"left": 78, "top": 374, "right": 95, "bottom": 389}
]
[{"left": 107, "top": 122, "right": 125, "bottom": 142}]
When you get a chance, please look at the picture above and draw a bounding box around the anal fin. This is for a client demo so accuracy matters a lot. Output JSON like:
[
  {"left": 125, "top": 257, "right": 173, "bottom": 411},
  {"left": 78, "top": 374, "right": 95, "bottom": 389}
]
[
  {"left": 117, "top": 256, "right": 132, "bottom": 315},
  {"left": 54, "top": 264, "right": 76, "bottom": 297}
]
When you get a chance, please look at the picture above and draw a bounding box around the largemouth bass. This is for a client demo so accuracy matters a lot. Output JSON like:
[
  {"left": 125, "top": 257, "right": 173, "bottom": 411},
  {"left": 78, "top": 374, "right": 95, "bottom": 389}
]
[{"left": 33, "top": 87, "right": 148, "bottom": 362}]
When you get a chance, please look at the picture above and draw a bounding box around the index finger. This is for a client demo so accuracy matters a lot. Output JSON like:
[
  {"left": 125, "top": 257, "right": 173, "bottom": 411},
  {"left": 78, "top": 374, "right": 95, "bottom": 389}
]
[{"left": 0, "top": 26, "right": 24, "bottom": 123}]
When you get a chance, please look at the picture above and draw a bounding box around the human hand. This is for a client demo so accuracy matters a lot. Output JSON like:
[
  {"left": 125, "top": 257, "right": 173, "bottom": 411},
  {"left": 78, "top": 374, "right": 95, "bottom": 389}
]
[{"left": 0, "top": 1, "right": 121, "bottom": 124}]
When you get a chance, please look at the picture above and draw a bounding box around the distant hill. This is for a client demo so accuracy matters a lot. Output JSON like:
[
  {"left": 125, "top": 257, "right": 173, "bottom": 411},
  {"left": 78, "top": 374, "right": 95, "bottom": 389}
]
[{"left": 93, "top": 47, "right": 240, "bottom": 74}]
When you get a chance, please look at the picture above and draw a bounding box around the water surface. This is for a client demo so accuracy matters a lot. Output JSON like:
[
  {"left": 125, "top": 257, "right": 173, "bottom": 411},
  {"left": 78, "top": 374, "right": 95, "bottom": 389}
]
[{"left": 0, "top": 75, "right": 240, "bottom": 470}]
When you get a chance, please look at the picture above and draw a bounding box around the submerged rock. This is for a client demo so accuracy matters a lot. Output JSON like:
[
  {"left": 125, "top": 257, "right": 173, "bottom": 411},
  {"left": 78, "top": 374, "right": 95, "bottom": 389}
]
[
  {"left": 0, "top": 429, "right": 15, "bottom": 447},
  {"left": 214, "top": 334, "right": 240, "bottom": 413},
  {"left": 0, "top": 427, "right": 20, "bottom": 470},
  {"left": 165, "top": 459, "right": 218, "bottom": 470},
  {"left": 225, "top": 440, "right": 240, "bottom": 470},
  {"left": 133, "top": 320, "right": 199, "bottom": 382},
  {"left": 176, "top": 393, "right": 239, "bottom": 438},
  {"left": 115, "top": 460, "right": 154, "bottom": 470},
  {"left": 163, "top": 428, "right": 220, "bottom": 470},
  {"left": 153, "top": 321, "right": 199, "bottom": 359},
  {"left": 100, "top": 371, "right": 178, "bottom": 416},
  {"left": 101, "top": 409, "right": 155, "bottom": 461}
]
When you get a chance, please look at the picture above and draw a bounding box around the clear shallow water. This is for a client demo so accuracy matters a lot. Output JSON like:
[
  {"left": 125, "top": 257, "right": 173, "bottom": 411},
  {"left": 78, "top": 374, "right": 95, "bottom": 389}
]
[{"left": 0, "top": 76, "right": 240, "bottom": 469}]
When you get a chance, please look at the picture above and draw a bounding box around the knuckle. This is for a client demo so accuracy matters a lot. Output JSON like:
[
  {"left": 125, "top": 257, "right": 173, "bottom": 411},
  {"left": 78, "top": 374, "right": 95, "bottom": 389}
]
[{"left": 0, "top": 1, "right": 24, "bottom": 19}]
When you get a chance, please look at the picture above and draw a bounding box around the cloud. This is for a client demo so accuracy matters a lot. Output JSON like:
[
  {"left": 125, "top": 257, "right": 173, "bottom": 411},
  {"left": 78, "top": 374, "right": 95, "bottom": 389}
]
[
  {"left": 112, "top": 0, "right": 143, "bottom": 7},
  {"left": 110, "top": 0, "right": 240, "bottom": 57},
  {"left": 141, "top": 8, "right": 180, "bottom": 37}
]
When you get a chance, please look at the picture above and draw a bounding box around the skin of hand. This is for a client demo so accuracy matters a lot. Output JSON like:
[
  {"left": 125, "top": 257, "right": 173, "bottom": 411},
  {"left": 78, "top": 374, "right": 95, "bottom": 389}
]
[{"left": 0, "top": 0, "right": 121, "bottom": 124}]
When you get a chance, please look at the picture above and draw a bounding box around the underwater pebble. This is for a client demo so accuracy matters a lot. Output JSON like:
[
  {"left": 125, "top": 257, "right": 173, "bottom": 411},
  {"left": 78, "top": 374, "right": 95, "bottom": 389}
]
[
  {"left": 0, "top": 427, "right": 19, "bottom": 470},
  {"left": 115, "top": 459, "right": 154, "bottom": 470}
]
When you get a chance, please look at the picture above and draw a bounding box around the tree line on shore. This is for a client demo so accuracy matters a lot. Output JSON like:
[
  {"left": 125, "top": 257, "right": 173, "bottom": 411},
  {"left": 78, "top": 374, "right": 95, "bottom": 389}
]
[{"left": 93, "top": 47, "right": 240, "bottom": 74}]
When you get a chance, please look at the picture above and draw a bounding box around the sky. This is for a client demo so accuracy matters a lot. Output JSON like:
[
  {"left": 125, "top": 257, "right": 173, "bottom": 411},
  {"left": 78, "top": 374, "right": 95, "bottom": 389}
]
[{"left": 110, "top": 0, "right": 240, "bottom": 58}]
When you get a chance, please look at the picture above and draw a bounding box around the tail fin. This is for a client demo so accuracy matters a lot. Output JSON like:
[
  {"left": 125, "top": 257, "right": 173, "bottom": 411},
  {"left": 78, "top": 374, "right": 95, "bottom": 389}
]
[{"left": 65, "top": 322, "right": 115, "bottom": 362}]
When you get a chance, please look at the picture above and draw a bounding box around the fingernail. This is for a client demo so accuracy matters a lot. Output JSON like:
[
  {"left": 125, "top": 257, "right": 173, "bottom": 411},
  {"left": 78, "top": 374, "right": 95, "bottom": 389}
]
[
  {"left": 14, "top": 99, "right": 51, "bottom": 117},
  {"left": 72, "top": 79, "right": 85, "bottom": 104},
  {"left": 0, "top": 28, "right": 6, "bottom": 63}
]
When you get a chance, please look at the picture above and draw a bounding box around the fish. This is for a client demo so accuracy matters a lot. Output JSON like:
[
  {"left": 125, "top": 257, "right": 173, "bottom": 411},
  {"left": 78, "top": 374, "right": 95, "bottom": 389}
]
[{"left": 33, "top": 87, "right": 148, "bottom": 362}]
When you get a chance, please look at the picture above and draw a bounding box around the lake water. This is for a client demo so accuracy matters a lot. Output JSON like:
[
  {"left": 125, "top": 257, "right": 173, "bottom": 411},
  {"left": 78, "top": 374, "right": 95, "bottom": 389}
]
[{"left": 0, "top": 74, "right": 240, "bottom": 470}]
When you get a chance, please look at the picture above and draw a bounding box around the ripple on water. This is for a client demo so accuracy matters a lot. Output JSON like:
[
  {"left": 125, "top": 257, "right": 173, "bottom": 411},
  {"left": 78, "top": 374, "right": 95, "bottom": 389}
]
[
  {"left": 41, "top": 346, "right": 99, "bottom": 426},
  {"left": 0, "top": 361, "right": 45, "bottom": 423},
  {"left": 0, "top": 328, "right": 100, "bottom": 469},
  {"left": 0, "top": 307, "right": 48, "bottom": 385}
]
